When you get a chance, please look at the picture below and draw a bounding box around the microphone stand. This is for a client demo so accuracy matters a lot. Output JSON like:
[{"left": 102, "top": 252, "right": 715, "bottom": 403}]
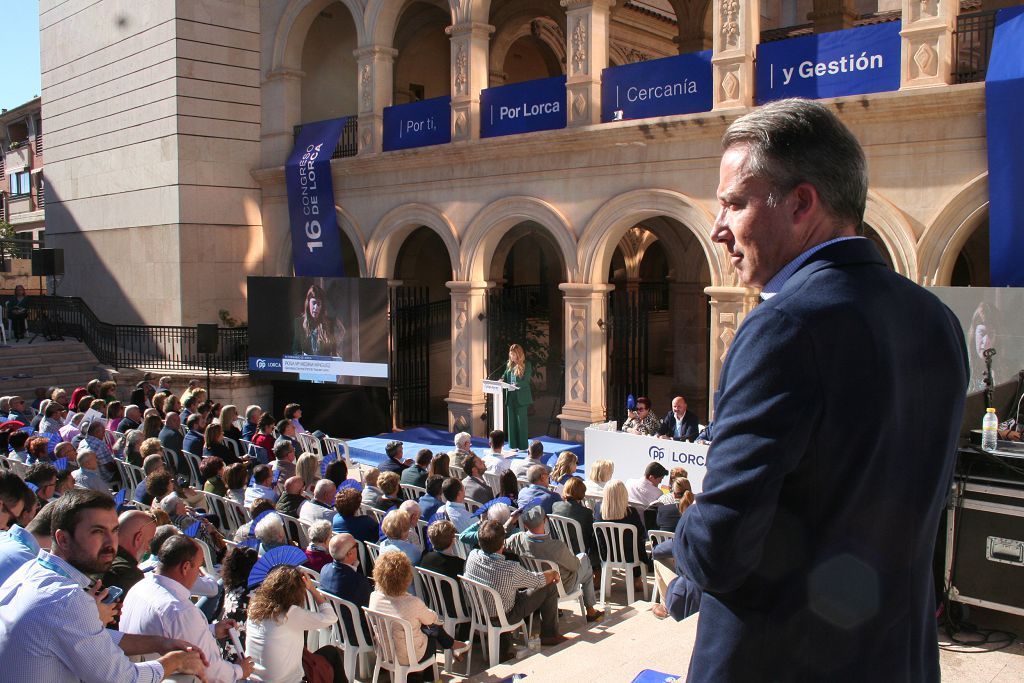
[{"left": 983, "top": 348, "right": 996, "bottom": 409}]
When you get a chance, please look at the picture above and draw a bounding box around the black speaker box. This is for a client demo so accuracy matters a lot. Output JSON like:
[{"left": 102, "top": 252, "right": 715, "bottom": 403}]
[
  {"left": 31, "top": 248, "right": 65, "bottom": 276},
  {"left": 196, "top": 324, "right": 219, "bottom": 354}
]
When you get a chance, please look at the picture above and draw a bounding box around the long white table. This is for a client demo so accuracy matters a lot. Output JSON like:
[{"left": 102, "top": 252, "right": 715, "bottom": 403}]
[{"left": 584, "top": 427, "right": 710, "bottom": 493}]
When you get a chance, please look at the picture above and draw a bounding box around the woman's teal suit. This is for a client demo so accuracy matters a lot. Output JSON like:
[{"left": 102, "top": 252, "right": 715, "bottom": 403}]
[{"left": 502, "top": 360, "right": 533, "bottom": 450}]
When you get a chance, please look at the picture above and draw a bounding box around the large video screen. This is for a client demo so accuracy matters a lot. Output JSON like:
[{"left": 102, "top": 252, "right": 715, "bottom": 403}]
[{"left": 248, "top": 277, "right": 389, "bottom": 386}]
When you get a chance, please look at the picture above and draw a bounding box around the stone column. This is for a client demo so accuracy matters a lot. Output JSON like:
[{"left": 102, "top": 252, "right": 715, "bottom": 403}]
[
  {"left": 712, "top": 0, "right": 760, "bottom": 110},
  {"left": 354, "top": 45, "right": 397, "bottom": 155},
  {"left": 557, "top": 283, "right": 615, "bottom": 441},
  {"left": 261, "top": 69, "right": 304, "bottom": 167},
  {"left": 900, "top": 0, "right": 956, "bottom": 89},
  {"left": 704, "top": 285, "right": 758, "bottom": 416},
  {"left": 561, "top": 0, "right": 615, "bottom": 127},
  {"left": 446, "top": 281, "right": 491, "bottom": 435},
  {"left": 808, "top": 0, "right": 857, "bottom": 33},
  {"left": 447, "top": 22, "right": 494, "bottom": 143}
]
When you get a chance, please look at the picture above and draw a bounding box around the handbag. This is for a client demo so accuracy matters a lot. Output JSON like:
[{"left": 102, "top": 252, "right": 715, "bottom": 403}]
[{"left": 301, "top": 647, "right": 333, "bottom": 683}]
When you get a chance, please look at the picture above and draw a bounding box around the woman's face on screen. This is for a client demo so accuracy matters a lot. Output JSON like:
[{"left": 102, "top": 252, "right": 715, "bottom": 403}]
[{"left": 308, "top": 294, "right": 322, "bottom": 319}]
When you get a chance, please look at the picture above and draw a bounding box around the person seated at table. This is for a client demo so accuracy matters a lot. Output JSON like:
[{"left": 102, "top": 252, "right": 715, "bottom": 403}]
[
  {"left": 511, "top": 440, "right": 550, "bottom": 478},
  {"left": 401, "top": 448, "right": 432, "bottom": 488},
  {"left": 374, "top": 471, "right": 404, "bottom": 512},
  {"left": 594, "top": 479, "right": 651, "bottom": 592},
  {"left": 552, "top": 476, "right": 600, "bottom": 572},
  {"left": 625, "top": 461, "right": 669, "bottom": 509},
  {"left": 549, "top": 451, "right": 578, "bottom": 487},
  {"left": 379, "top": 508, "right": 422, "bottom": 565},
  {"left": 332, "top": 487, "right": 381, "bottom": 544},
  {"left": 657, "top": 396, "right": 700, "bottom": 442},
  {"left": 621, "top": 397, "right": 660, "bottom": 436},
  {"left": 585, "top": 459, "right": 614, "bottom": 497},
  {"left": 369, "top": 551, "right": 467, "bottom": 679},
  {"left": 418, "top": 520, "right": 466, "bottom": 616}
]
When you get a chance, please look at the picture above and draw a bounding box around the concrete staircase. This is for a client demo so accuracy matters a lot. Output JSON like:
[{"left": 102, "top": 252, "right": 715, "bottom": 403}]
[{"left": 0, "top": 338, "right": 101, "bottom": 398}]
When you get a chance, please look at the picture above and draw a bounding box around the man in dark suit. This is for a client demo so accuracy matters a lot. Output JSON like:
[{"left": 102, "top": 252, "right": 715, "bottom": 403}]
[
  {"left": 657, "top": 396, "right": 699, "bottom": 442},
  {"left": 181, "top": 414, "right": 205, "bottom": 456},
  {"left": 158, "top": 413, "right": 184, "bottom": 456},
  {"left": 461, "top": 454, "right": 494, "bottom": 505},
  {"left": 319, "top": 532, "right": 373, "bottom": 640},
  {"left": 378, "top": 440, "right": 411, "bottom": 475},
  {"left": 676, "top": 99, "right": 967, "bottom": 682},
  {"left": 400, "top": 448, "right": 432, "bottom": 488}
]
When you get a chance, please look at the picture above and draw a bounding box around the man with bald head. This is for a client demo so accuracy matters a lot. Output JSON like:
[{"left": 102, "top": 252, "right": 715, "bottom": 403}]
[
  {"left": 319, "top": 533, "right": 372, "bottom": 641},
  {"left": 103, "top": 510, "right": 158, "bottom": 594},
  {"left": 658, "top": 396, "right": 700, "bottom": 442},
  {"left": 275, "top": 476, "right": 307, "bottom": 518},
  {"left": 120, "top": 405, "right": 143, "bottom": 434}
]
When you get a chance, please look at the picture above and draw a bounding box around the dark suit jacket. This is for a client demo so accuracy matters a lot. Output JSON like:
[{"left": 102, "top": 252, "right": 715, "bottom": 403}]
[
  {"left": 400, "top": 464, "right": 428, "bottom": 488},
  {"left": 462, "top": 476, "right": 494, "bottom": 505},
  {"left": 677, "top": 239, "right": 968, "bottom": 682},
  {"left": 319, "top": 561, "right": 373, "bottom": 640},
  {"left": 159, "top": 426, "right": 184, "bottom": 455},
  {"left": 418, "top": 550, "right": 466, "bottom": 615},
  {"left": 378, "top": 456, "right": 409, "bottom": 475},
  {"left": 657, "top": 409, "right": 699, "bottom": 442},
  {"left": 182, "top": 430, "right": 204, "bottom": 456},
  {"left": 331, "top": 513, "right": 380, "bottom": 544}
]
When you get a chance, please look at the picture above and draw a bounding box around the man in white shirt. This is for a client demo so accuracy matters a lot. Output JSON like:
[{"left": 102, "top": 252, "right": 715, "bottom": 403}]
[
  {"left": 0, "top": 489, "right": 207, "bottom": 683},
  {"left": 439, "top": 478, "right": 475, "bottom": 532},
  {"left": 72, "top": 451, "right": 110, "bottom": 494},
  {"left": 121, "top": 535, "right": 254, "bottom": 682},
  {"left": 625, "top": 461, "right": 669, "bottom": 508},
  {"left": 244, "top": 464, "right": 279, "bottom": 506},
  {"left": 510, "top": 440, "right": 550, "bottom": 478},
  {"left": 299, "top": 479, "right": 337, "bottom": 525},
  {"left": 481, "top": 429, "right": 513, "bottom": 476}
]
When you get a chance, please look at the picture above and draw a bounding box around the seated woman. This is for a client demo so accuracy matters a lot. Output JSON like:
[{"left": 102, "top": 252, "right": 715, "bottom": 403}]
[
  {"left": 220, "top": 545, "right": 259, "bottom": 642},
  {"left": 245, "top": 565, "right": 343, "bottom": 683},
  {"left": 251, "top": 413, "right": 277, "bottom": 457},
  {"left": 594, "top": 479, "right": 651, "bottom": 592},
  {"left": 427, "top": 451, "right": 451, "bottom": 479},
  {"left": 549, "top": 451, "right": 578, "bottom": 488},
  {"left": 498, "top": 470, "right": 520, "bottom": 502},
  {"left": 295, "top": 452, "right": 320, "bottom": 495},
  {"left": 621, "top": 397, "right": 660, "bottom": 436},
  {"left": 368, "top": 552, "right": 466, "bottom": 681},
  {"left": 374, "top": 471, "right": 404, "bottom": 512},
  {"left": 584, "top": 459, "right": 614, "bottom": 497},
  {"left": 656, "top": 477, "right": 693, "bottom": 532},
  {"left": 223, "top": 462, "right": 248, "bottom": 505},
  {"left": 551, "top": 476, "right": 599, "bottom": 571},
  {"left": 218, "top": 404, "right": 243, "bottom": 441},
  {"left": 203, "top": 423, "right": 237, "bottom": 465},
  {"left": 201, "top": 456, "right": 228, "bottom": 497},
  {"left": 379, "top": 509, "right": 422, "bottom": 565},
  {"left": 304, "top": 520, "right": 334, "bottom": 572}
]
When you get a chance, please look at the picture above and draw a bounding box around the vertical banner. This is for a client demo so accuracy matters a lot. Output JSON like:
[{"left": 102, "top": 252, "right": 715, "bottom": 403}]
[
  {"left": 480, "top": 75, "right": 567, "bottom": 138},
  {"left": 383, "top": 96, "right": 452, "bottom": 152},
  {"left": 600, "top": 51, "right": 713, "bottom": 122},
  {"left": 756, "top": 22, "right": 901, "bottom": 103},
  {"left": 285, "top": 118, "right": 348, "bottom": 277},
  {"left": 985, "top": 6, "right": 1024, "bottom": 287}
]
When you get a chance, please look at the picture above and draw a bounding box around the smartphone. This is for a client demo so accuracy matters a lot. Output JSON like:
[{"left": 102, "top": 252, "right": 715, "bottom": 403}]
[{"left": 101, "top": 586, "right": 124, "bottom": 604}]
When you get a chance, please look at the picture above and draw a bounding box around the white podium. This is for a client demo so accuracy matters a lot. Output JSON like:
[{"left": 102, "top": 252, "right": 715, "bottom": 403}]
[{"left": 482, "top": 379, "right": 518, "bottom": 432}]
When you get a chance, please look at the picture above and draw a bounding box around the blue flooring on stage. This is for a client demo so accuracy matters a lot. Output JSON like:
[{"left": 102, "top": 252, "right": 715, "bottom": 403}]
[{"left": 347, "top": 427, "right": 584, "bottom": 470}]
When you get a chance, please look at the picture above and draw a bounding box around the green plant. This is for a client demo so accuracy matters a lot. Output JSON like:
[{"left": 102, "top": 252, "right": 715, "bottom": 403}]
[
  {"left": 218, "top": 309, "right": 245, "bottom": 328},
  {"left": 0, "top": 221, "right": 14, "bottom": 240},
  {"left": 8, "top": 141, "right": 20, "bottom": 151}
]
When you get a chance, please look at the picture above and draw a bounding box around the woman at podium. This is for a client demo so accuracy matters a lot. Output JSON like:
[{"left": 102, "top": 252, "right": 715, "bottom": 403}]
[{"left": 502, "top": 343, "right": 533, "bottom": 450}]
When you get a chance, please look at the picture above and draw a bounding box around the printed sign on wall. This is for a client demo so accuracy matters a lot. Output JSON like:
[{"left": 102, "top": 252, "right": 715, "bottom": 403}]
[
  {"left": 383, "top": 96, "right": 451, "bottom": 152},
  {"left": 756, "top": 22, "right": 901, "bottom": 103},
  {"left": 601, "top": 50, "right": 713, "bottom": 122},
  {"left": 480, "top": 75, "right": 567, "bottom": 139}
]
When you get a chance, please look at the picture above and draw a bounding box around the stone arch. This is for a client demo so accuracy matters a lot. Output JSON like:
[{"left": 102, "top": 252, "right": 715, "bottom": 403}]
[
  {"left": 461, "top": 196, "right": 577, "bottom": 282},
  {"left": 273, "top": 204, "right": 368, "bottom": 276},
  {"left": 578, "top": 189, "right": 723, "bottom": 286},
  {"left": 863, "top": 190, "right": 918, "bottom": 280},
  {"left": 270, "top": 0, "right": 366, "bottom": 72},
  {"left": 367, "top": 203, "right": 460, "bottom": 279},
  {"left": 490, "top": 16, "right": 566, "bottom": 80},
  {"left": 918, "top": 173, "right": 989, "bottom": 286}
]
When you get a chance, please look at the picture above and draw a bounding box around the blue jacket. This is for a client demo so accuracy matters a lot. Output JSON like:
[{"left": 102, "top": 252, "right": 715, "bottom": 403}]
[
  {"left": 319, "top": 561, "right": 372, "bottom": 640},
  {"left": 516, "top": 484, "right": 560, "bottom": 514},
  {"left": 677, "top": 240, "right": 967, "bottom": 682},
  {"left": 331, "top": 513, "right": 380, "bottom": 545}
]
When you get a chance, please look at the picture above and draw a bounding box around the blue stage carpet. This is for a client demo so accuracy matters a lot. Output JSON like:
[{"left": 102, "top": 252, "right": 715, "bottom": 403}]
[{"left": 347, "top": 427, "right": 584, "bottom": 471}]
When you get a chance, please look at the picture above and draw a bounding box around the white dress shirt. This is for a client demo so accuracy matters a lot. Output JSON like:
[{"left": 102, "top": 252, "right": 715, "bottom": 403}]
[
  {"left": 245, "top": 602, "right": 335, "bottom": 683},
  {"left": 299, "top": 498, "right": 336, "bottom": 526},
  {"left": 120, "top": 573, "right": 242, "bottom": 683},
  {"left": 482, "top": 451, "right": 512, "bottom": 476},
  {"left": 441, "top": 502, "right": 475, "bottom": 532},
  {"left": 73, "top": 467, "right": 110, "bottom": 493},
  {"left": 625, "top": 477, "right": 663, "bottom": 508},
  {"left": 245, "top": 483, "right": 279, "bottom": 507},
  {"left": 0, "top": 551, "right": 165, "bottom": 683}
]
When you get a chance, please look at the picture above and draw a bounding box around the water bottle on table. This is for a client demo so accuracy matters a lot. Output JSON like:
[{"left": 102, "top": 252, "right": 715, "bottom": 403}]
[{"left": 982, "top": 407, "right": 998, "bottom": 452}]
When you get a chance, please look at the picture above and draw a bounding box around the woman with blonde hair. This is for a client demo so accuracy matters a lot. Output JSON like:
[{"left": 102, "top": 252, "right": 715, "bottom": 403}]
[
  {"left": 218, "top": 404, "right": 242, "bottom": 441},
  {"left": 594, "top": 479, "right": 650, "bottom": 592},
  {"left": 501, "top": 343, "right": 533, "bottom": 450},
  {"left": 245, "top": 565, "right": 341, "bottom": 683},
  {"left": 142, "top": 413, "right": 163, "bottom": 440},
  {"left": 295, "top": 452, "right": 320, "bottom": 494},
  {"left": 379, "top": 509, "right": 421, "bottom": 564},
  {"left": 585, "top": 459, "right": 615, "bottom": 496},
  {"left": 152, "top": 392, "right": 167, "bottom": 418},
  {"left": 549, "top": 451, "right": 578, "bottom": 486},
  {"left": 369, "top": 552, "right": 466, "bottom": 679}
]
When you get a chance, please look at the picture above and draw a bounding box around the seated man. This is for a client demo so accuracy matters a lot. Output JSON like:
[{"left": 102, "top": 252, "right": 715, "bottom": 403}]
[
  {"left": 319, "top": 532, "right": 373, "bottom": 640},
  {"left": 361, "top": 468, "right": 384, "bottom": 509},
  {"left": 657, "top": 396, "right": 699, "bottom": 442},
  {"left": 72, "top": 450, "right": 110, "bottom": 493},
  {"left": 400, "top": 448, "right": 432, "bottom": 488},
  {"left": 271, "top": 439, "right": 296, "bottom": 480},
  {"left": 481, "top": 429, "right": 512, "bottom": 476},
  {"left": 436, "top": 478, "right": 474, "bottom": 533},
  {"left": 511, "top": 440, "right": 550, "bottom": 478},
  {"left": 331, "top": 487, "right": 380, "bottom": 544},
  {"left": 299, "top": 479, "right": 338, "bottom": 525},
  {"left": 0, "top": 490, "right": 207, "bottom": 681},
  {"left": 275, "top": 475, "right": 306, "bottom": 518},
  {"left": 418, "top": 475, "right": 445, "bottom": 521},
  {"left": 102, "top": 509, "right": 157, "bottom": 594},
  {"left": 516, "top": 465, "right": 561, "bottom": 514},
  {"left": 181, "top": 413, "right": 206, "bottom": 456},
  {"left": 244, "top": 464, "right": 279, "bottom": 506},
  {"left": 505, "top": 506, "right": 603, "bottom": 622},
  {"left": 418, "top": 520, "right": 466, "bottom": 616},
  {"left": 121, "top": 534, "right": 254, "bottom": 681},
  {"left": 0, "top": 500, "right": 52, "bottom": 585},
  {"left": 461, "top": 454, "right": 495, "bottom": 505},
  {"left": 25, "top": 462, "right": 58, "bottom": 506},
  {"left": 625, "top": 461, "right": 669, "bottom": 509},
  {"left": 378, "top": 440, "right": 410, "bottom": 475},
  {"left": 464, "top": 520, "right": 564, "bottom": 661},
  {"left": 136, "top": 454, "right": 167, "bottom": 503},
  {"left": 159, "top": 412, "right": 184, "bottom": 456}
]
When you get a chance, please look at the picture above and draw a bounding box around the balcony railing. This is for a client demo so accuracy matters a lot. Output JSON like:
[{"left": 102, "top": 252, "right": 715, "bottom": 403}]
[
  {"left": 24, "top": 295, "right": 249, "bottom": 373},
  {"left": 954, "top": 9, "right": 997, "bottom": 84},
  {"left": 292, "top": 117, "right": 359, "bottom": 160}
]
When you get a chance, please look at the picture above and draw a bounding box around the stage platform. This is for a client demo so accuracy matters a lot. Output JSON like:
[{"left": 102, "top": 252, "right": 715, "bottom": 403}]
[{"left": 346, "top": 427, "right": 584, "bottom": 472}]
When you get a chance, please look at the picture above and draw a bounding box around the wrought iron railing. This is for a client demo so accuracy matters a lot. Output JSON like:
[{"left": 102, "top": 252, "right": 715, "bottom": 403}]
[
  {"left": 954, "top": 9, "right": 997, "bottom": 84},
  {"left": 292, "top": 117, "right": 359, "bottom": 160},
  {"left": 24, "top": 295, "right": 248, "bottom": 372}
]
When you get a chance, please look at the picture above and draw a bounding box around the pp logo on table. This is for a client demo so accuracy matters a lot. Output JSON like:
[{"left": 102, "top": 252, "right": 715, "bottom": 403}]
[{"left": 648, "top": 445, "right": 666, "bottom": 460}]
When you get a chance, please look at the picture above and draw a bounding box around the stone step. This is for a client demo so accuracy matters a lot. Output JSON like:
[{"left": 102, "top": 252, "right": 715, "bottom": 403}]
[
  {"left": 0, "top": 372, "right": 101, "bottom": 398},
  {"left": 0, "top": 338, "right": 101, "bottom": 397}
]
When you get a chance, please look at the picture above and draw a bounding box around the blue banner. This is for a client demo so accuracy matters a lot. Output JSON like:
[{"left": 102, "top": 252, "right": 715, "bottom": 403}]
[
  {"left": 285, "top": 118, "right": 348, "bottom": 277},
  {"left": 756, "top": 22, "right": 900, "bottom": 103},
  {"left": 383, "top": 96, "right": 451, "bottom": 152},
  {"left": 481, "top": 75, "right": 566, "bottom": 139},
  {"left": 601, "top": 51, "right": 712, "bottom": 122},
  {"left": 986, "top": 6, "right": 1024, "bottom": 287}
]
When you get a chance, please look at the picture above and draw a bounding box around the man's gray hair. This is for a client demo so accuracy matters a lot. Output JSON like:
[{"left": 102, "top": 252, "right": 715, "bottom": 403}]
[
  {"left": 254, "top": 512, "right": 286, "bottom": 544},
  {"left": 313, "top": 478, "right": 336, "bottom": 502},
  {"left": 273, "top": 439, "right": 294, "bottom": 460},
  {"left": 527, "top": 464, "right": 547, "bottom": 484},
  {"left": 454, "top": 432, "right": 472, "bottom": 449},
  {"left": 485, "top": 502, "right": 511, "bottom": 525},
  {"left": 308, "top": 519, "right": 332, "bottom": 545},
  {"left": 722, "top": 98, "right": 867, "bottom": 228},
  {"left": 521, "top": 505, "right": 546, "bottom": 531}
]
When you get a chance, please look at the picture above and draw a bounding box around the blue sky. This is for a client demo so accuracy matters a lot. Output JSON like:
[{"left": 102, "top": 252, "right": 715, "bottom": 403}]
[{"left": 0, "top": 1, "right": 41, "bottom": 112}]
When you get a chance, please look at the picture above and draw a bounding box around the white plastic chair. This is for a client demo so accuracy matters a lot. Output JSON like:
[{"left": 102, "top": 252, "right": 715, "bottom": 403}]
[
  {"left": 548, "top": 514, "right": 586, "bottom": 556},
  {"left": 460, "top": 574, "right": 530, "bottom": 669},
  {"left": 365, "top": 541, "right": 382, "bottom": 566},
  {"left": 321, "top": 591, "right": 375, "bottom": 681},
  {"left": 415, "top": 566, "right": 471, "bottom": 674},
  {"left": 278, "top": 512, "right": 309, "bottom": 546},
  {"left": 448, "top": 464, "right": 465, "bottom": 481},
  {"left": 464, "top": 498, "right": 483, "bottom": 513},
  {"left": 223, "top": 437, "right": 242, "bottom": 462},
  {"left": 521, "top": 556, "right": 586, "bottom": 618},
  {"left": 583, "top": 494, "right": 602, "bottom": 510},
  {"left": 594, "top": 521, "right": 649, "bottom": 607},
  {"left": 482, "top": 471, "right": 501, "bottom": 495},
  {"left": 648, "top": 529, "right": 673, "bottom": 603},
  {"left": 202, "top": 491, "right": 247, "bottom": 534},
  {"left": 180, "top": 451, "right": 202, "bottom": 488},
  {"left": 362, "top": 505, "right": 388, "bottom": 528},
  {"left": 400, "top": 483, "right": 425, "bottom": 501},
  {"left": 298, "top": 564, "right": 320, "bottom": 583},
  {"left": 364, "top": 607, "right": 439, "bottom": 683}
]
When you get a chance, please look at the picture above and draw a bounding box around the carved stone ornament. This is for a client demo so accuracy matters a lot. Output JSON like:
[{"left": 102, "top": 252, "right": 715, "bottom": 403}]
[
  {"left": 455, "top": 46, "right": 468, "bottom": 96},
  {"left": 626, "top": 48, "right": 649, "bottom": 63},
  {"left": 718, "top": 325, "right": 736, "bottom": 362},
  {"left": 572, "top": 91, "right": 587, "bottom": 118},
  {"left": 360, "top": 128, "right": 371, "bottom": 149},
  {"left": 572, "top": 18, "right": 588, "bottom": 74},
  {"left": 913, "top": 42, "right": 938, "bottom": 78},
  {"left": 919, "top": 0, "right": 936, "bottom": 18},
  {"left": 360, "top": 64, "right": 371, "bottom": 111},
  {"left": 455, "top": 110, "right": 468, "bottom": 135},
  {"left": 454, "top": 302, "right": 468, "bottom": 387},
  {"left": 721, "top": 69, "right": 739, "bottom": 101},
  {"left": 721, "top": 0, "right": 740, "bottom": 49}
]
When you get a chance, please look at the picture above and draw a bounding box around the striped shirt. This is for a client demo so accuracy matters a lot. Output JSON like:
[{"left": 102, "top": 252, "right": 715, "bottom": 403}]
[
  {"left": 0, "top": 551, "right": 164, "bottom": 683},
  {"left": 463, "top": 548, "right": 546, "bottom": 616}
]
